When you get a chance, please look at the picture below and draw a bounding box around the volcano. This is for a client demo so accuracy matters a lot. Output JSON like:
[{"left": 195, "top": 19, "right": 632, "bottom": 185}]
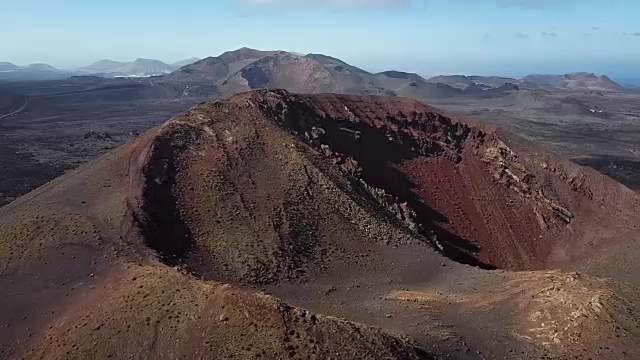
[{"left": 2, "top": 90, "right": 640, "bottom": 359}]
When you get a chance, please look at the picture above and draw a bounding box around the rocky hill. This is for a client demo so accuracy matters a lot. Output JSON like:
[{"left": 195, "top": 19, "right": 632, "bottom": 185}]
[
  {"left": 170, "top": 57, "right": 201, "bottom": 68},
  {"left": 427, "top": 75, "right": 475, "bottom": 89},
  {"left": 78, "top": 58, "right": 200, "bottom": 77},
  {"left": 374, "top": 71, "right": 462, "bottom": 100},
  {"left": 116, "top": 58, "right": 175, "bottom": 76},
  {"left": 169, "top": 48, "right": 280, "bottom": 83},
  {"left": 562, "top": 72, "right": 624, "bottom": 91},
  {"left": 218, "top": 52, "right": 390, "bottom": 97},
  {"left": 521, "top": 72, "right": 624, "bottom": 91},
  {"left": 2, "top": 90, "right": 640, "bottom": 359},
  {"left": 165, "top": 49, "right": 627, "bottom": 102},
  {"left": 427, "top": 75, "right": 518, "bottom": 90},
  {"left": 167, "top": 48, "right": 465, "bottom": 101},
  {"left": 78, "top": 59, "right": 127, "bottom": 73},
  {"left": 428, "top": 73, "right": 624, "bottom": 93}
]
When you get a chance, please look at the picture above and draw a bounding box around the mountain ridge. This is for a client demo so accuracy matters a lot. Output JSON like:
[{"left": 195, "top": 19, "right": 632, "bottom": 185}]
[
  {"left": 429, "top": 71, "right": 624, "bottom": 91},
  {"left": 78, "top": 57, "right": 201, "bottom": 77},
  {"left": 162, "top": 48, "right": 630, "bottom": 99},
  {"left": 0, "top": 48, "right": 630, "bottom": 93}
]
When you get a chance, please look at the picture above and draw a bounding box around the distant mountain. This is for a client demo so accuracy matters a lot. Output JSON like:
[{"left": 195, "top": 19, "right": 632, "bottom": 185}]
[
  {"left": 79, "top": 59, "right": 128, "bottom": 73},
  {"left": 520, "top": 74, "right": 565, "bottom": 89},
  {"left": 562, "top": 72, "right": 623, "bottom": 91},
  {"left": 521, "top": 72, "right": 623, "bottom": 91},
  {"left": 170, "top": 48, "right": 383, "bottom": 96},
  {"left": 167, "top": 48, "right": 463, "bottom": 100},
  {"left": 0, "top": 62, "right": 20, "bottom": 71},
  {"left": 427, "top": 75, "right": 518, "bottom": 89},
  {"left": 78, "top": 58, "right": 199, "bottom": 77},
  {"left": 375, "top": 71, "right": 462, "bottom": 100},
  {"left": 305, "top": 53, "right": 371, "bottom": 76},
  {"left": 218, "top": 52, "right": 389, "bottom": 96},
  {"left": 429, "top": 72, "right": 624, "bottom": 93},
  {"left": 171, "top": 57, "right": 201, "bottom": 68},
  {"left": 24, "top": 63, "right": 58, "bottom": 72},
  {"left": 373, "top": 70, "right": 426, "bottom": 89},
  {"left": 179, "top": 49, "right": 621, "bottom": 100},
  {"left": 427, "top": 75, "right": 474, "bottom": 89},
  {"left": 115, "top": 58, "right": 174, "bottom": 76},
  {"left": 9, "top": 48, "right": 622, "bottom": 95},
  {"left": 468, "top": 76, "right": 517, "bottom": 88},
  {"left": 169, "top": 48, "right": 281, "bottom": 82},
  {"left": 0, "top": 62, "right": 73, "bottom": 81}
]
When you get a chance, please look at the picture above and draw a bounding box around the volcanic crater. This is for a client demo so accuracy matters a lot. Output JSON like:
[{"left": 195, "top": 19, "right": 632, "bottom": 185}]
[
  {"left": 3, "top": 89, "right": 640, "bottom": 359},
  {"left": 133, "top": 89, "right": 640, "bottom": 277}
]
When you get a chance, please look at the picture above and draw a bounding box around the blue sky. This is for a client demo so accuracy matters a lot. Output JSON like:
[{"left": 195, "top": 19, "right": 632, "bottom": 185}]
[{"left": 1, "top": 0, "right": 639, "bottom": 77}]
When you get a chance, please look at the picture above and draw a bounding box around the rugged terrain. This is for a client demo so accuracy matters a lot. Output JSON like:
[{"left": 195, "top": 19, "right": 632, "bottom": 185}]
[
  {"left": 0, "top": 58, "right": 201, "bottom": 81},
  {"left": 429, "top": 87, "right": 640, "bottom": 191},
  {"left": 2, "top": 90, "right": 640, "bottom": 359},
  {"left": 3, "top": 47, "right": 640, "bottom": 209},
  {"left": 430, "top": 72, "right": 624, "bottom": 92},
  {"left": 0, "top": 78, "right": 198, "bottom": 206}
]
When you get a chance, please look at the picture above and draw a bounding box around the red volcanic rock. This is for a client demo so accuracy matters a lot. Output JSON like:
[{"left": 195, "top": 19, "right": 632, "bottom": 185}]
[{"left": 232, "top": 90, "right": 640, "bottom": 270}]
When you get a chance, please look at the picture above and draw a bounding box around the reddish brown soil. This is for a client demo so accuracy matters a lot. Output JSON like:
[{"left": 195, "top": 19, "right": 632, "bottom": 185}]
[
  {"left": 244, "top": 90, "right": 640, "bottom": 271},
  {"left": 2, "top": 89, "right": 640, "bottom": 359}
]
